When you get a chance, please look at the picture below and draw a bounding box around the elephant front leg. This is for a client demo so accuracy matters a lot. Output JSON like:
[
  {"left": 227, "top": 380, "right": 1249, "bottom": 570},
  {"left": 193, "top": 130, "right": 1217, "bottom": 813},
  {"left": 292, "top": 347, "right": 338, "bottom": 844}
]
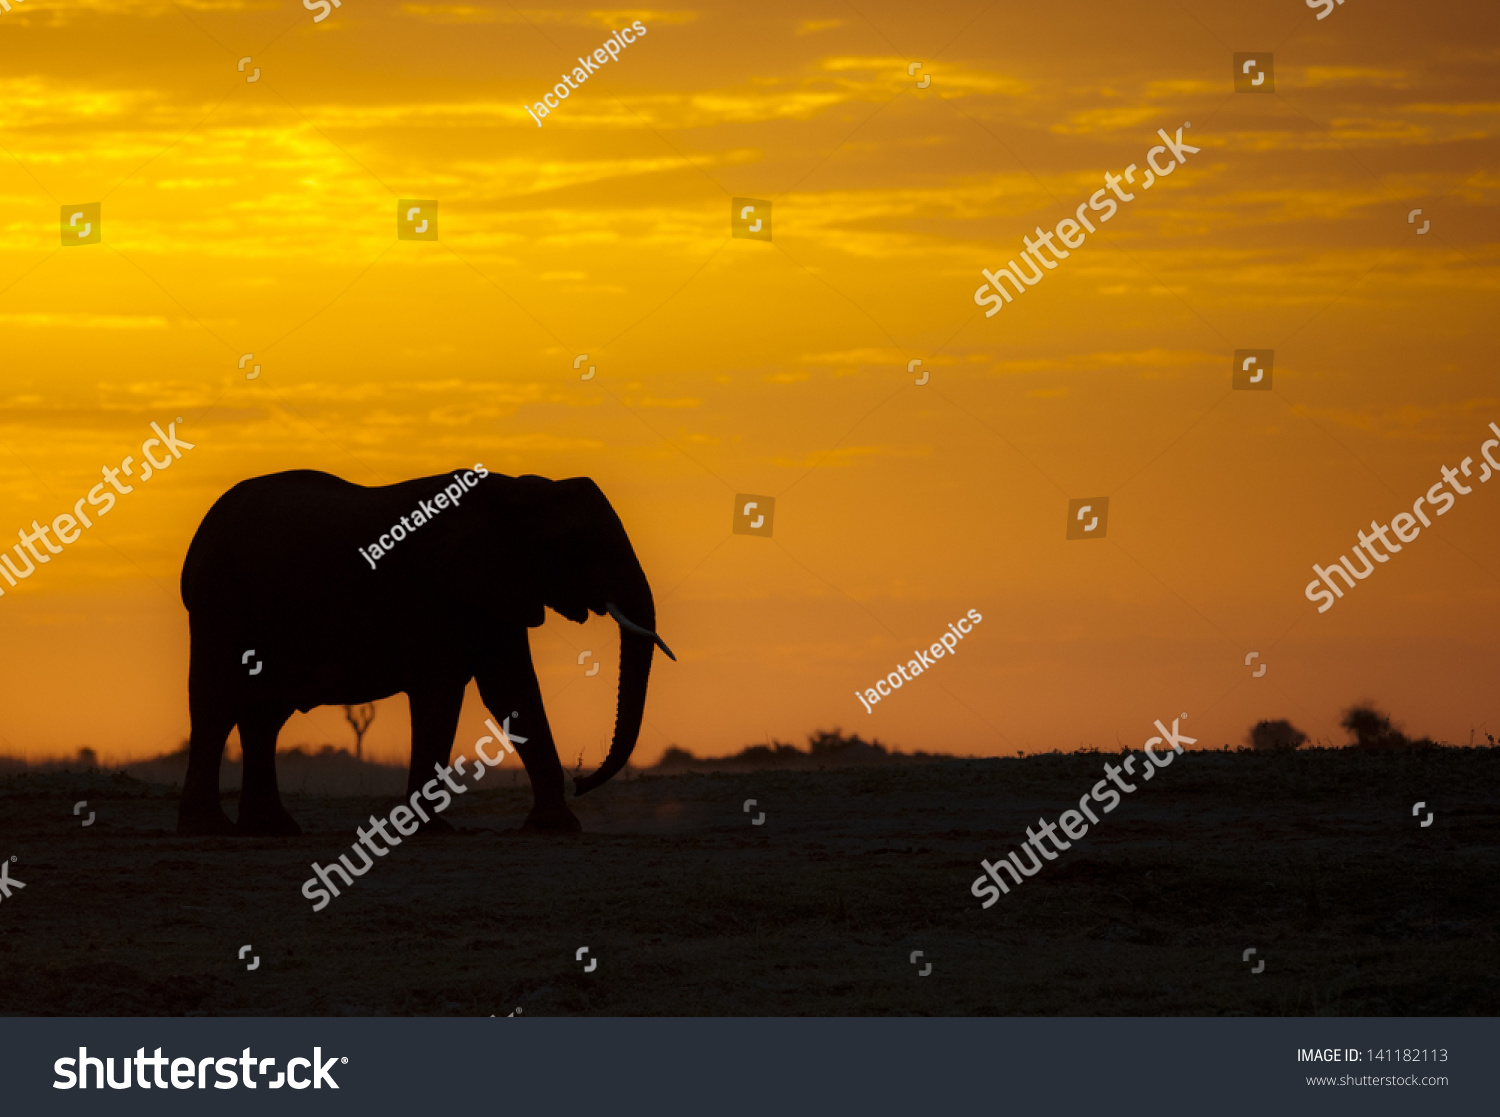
[
  {"left": 474, "top": 636, "right": 580, "bottom": 834},
  {"left": 406, "top": 677, "right": 468, "bottom": 833}
]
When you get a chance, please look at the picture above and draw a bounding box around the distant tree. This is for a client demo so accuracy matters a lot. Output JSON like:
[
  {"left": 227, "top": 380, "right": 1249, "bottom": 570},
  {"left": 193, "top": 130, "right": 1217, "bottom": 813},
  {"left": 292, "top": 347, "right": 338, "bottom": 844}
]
[
  {"left": 1249, "top": 719, "right": 1306, "bottom": 752},
  {"left": 1340, "top": 703, "right": 1407, "bottom": 750},
  {"left": 808, "top": 730, "right": 887, "bottom": 758},
  {"left": 343, "top": 703, "right": 377, "bottom": 761}
]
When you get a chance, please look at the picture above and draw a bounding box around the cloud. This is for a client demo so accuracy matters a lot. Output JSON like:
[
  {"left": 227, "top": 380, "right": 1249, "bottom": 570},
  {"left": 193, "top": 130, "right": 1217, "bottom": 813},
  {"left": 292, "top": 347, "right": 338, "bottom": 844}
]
[
  {"left": 796, "top": 347, "right": 904, "bottom": 366},
  {"left": 399, "top": 6, "right": 697, "bottom": 27},
  {"left": 819, "top": 57, "right": 1029, "bottom": 96},
  {"left": 988, "top": 350, "right": 1216, "bottom": 376},
  {"left": 1050, "top": 106, "right": 1166, "bottom": 136},
  {"left": 0, "top": 313, "right": 169, "bottom": 330},
  {"left": 772, "top": 444, "right": 927, "bottom": 469},
  {"left": 1303, "top": 67, "right": 1416, "bottom": 89}
]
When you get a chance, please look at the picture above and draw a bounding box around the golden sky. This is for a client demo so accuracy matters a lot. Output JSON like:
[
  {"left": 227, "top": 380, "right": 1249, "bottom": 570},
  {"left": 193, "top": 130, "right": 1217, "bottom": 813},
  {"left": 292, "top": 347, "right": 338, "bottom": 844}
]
[{"left": 1, "top": 0, "right": 1497, "bottom": 766}]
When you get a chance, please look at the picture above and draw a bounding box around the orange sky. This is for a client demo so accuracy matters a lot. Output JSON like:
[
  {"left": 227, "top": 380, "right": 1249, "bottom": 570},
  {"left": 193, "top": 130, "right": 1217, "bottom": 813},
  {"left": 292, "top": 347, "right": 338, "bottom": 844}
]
[{"left": 1, "top": 0, "right": 1497, "bottom": 767}]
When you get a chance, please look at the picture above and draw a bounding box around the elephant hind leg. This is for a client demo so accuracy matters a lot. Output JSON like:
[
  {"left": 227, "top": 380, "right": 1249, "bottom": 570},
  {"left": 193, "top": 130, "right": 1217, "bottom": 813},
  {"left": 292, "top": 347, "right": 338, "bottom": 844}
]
[
  {"left": 178, "top": 700, "right": 237, "bottom": 836},
  {"left": 236, "top": 707, "right": 300, "bottom": 836}
]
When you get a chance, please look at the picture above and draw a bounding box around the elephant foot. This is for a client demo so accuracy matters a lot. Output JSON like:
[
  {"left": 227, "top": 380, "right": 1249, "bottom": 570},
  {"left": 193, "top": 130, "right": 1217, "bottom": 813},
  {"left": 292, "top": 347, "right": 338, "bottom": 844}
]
[
  {"left": 236, "top": 804, "right": 302, "bottom": 837},
  {"left": 177, "top": 803, "right": 239, "bottom": 836},
  {"left": 522, "top": 804, "right": 582, "bottom": 834}
]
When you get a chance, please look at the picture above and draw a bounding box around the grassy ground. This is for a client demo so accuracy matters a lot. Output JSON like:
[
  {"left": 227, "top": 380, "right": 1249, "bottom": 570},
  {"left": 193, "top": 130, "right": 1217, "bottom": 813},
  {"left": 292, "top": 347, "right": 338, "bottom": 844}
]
[{"left": 1, "top": 747, "right": 1496, "bottom": 1015}]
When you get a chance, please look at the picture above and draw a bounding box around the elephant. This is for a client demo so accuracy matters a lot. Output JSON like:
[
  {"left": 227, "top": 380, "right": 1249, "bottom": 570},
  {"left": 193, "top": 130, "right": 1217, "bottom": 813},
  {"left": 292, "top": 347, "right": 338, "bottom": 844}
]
[{"left": 175, "top": 464, "right": 674, "bottom": 836}]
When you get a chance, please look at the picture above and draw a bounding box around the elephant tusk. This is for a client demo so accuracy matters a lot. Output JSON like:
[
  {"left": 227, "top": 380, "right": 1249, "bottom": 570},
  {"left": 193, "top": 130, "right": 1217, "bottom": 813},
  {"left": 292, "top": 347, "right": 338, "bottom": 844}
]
[{"left": 606, "top": 601, "right": 676, "bottom": 661}]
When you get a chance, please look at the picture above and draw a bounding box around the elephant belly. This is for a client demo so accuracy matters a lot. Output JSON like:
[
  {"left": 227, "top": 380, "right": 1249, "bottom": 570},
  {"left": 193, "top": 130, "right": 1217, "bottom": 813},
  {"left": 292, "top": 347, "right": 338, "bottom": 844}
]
[{"left": 200, "top": 594, "right": 463, "bottom": 712}]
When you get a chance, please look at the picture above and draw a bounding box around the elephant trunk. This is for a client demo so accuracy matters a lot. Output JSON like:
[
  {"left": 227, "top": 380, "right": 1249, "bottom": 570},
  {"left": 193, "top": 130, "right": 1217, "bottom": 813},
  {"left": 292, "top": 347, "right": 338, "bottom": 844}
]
[{"left": 573, "top": 599, "right": 662, "bottom": 796}]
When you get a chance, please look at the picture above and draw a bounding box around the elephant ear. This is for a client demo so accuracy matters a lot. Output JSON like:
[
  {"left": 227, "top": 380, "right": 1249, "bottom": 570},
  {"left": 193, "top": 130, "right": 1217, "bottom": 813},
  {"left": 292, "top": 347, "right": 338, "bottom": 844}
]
[
  {"left": 418, "top": 473, "right": 615, "bottom": 629},
  {"left": 521, "top": 475, "right": 615, "bottom": 625}
]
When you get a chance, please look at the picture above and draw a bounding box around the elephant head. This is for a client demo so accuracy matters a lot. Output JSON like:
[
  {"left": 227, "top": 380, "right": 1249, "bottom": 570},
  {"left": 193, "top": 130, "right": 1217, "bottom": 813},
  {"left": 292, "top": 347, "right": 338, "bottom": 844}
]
[{"left": 507, "top": 475, "right": 675, "bottom": 796}]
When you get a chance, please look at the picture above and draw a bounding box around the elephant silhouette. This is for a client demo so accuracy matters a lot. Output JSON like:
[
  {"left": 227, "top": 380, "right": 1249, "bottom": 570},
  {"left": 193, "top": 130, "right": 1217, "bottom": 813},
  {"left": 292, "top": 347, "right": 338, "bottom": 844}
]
[{"left": 176, "top": 467, "right": 674, "bottom": 836}]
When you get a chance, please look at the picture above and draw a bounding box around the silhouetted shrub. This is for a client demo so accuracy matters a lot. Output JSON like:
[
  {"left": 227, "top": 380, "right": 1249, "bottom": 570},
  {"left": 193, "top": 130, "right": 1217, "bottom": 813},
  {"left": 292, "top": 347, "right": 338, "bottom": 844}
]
[
  {"left": 1341, "top": 704, "right": 1408, "bottom": 750},
  {"left": 1338, "top": 704, "right": 1440, "bottom": 750},
  {"left": 647, "top": 730, "right": 934, "bottom": 771},
  {"left": 736, "top": 743, "right": 803, "bottom": 764},
  {"left": 808, "top": 730, "right": 888, "bottom": 759},
  {"left": 1249, "top": 719, "right": 1307, "bottom": 752}
]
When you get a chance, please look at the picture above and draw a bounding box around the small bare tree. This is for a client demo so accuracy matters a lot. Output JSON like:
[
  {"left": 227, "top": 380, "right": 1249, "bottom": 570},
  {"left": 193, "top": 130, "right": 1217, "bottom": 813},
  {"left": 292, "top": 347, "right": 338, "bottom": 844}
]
[{"left": 343, "top": 702, "right": 377, "bottom": 761}]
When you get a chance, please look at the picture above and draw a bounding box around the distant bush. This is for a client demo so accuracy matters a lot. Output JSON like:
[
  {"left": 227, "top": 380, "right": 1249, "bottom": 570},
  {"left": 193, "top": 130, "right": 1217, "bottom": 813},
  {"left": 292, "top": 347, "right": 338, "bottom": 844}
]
[
  {"left": 650, "top": 730, "right": 935, "bottom": 770},
  {"left": 807, "top": 730, "right": 888, "bottom": 759},
  {"left": 1342, "top": 704, "right": 1400, "bottom": 748},
  {"left": 735, "top": 743, "right": 804, "bottom": 764},
  {"left": 1249, "top": 719, "right": 1307, "bottom": 752},
  {"left": 1340, "top": 703, "right": 1438, "bottom": 751},
  {"left": 0, "top": 746, "right": 102, "bottom": 774}
]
